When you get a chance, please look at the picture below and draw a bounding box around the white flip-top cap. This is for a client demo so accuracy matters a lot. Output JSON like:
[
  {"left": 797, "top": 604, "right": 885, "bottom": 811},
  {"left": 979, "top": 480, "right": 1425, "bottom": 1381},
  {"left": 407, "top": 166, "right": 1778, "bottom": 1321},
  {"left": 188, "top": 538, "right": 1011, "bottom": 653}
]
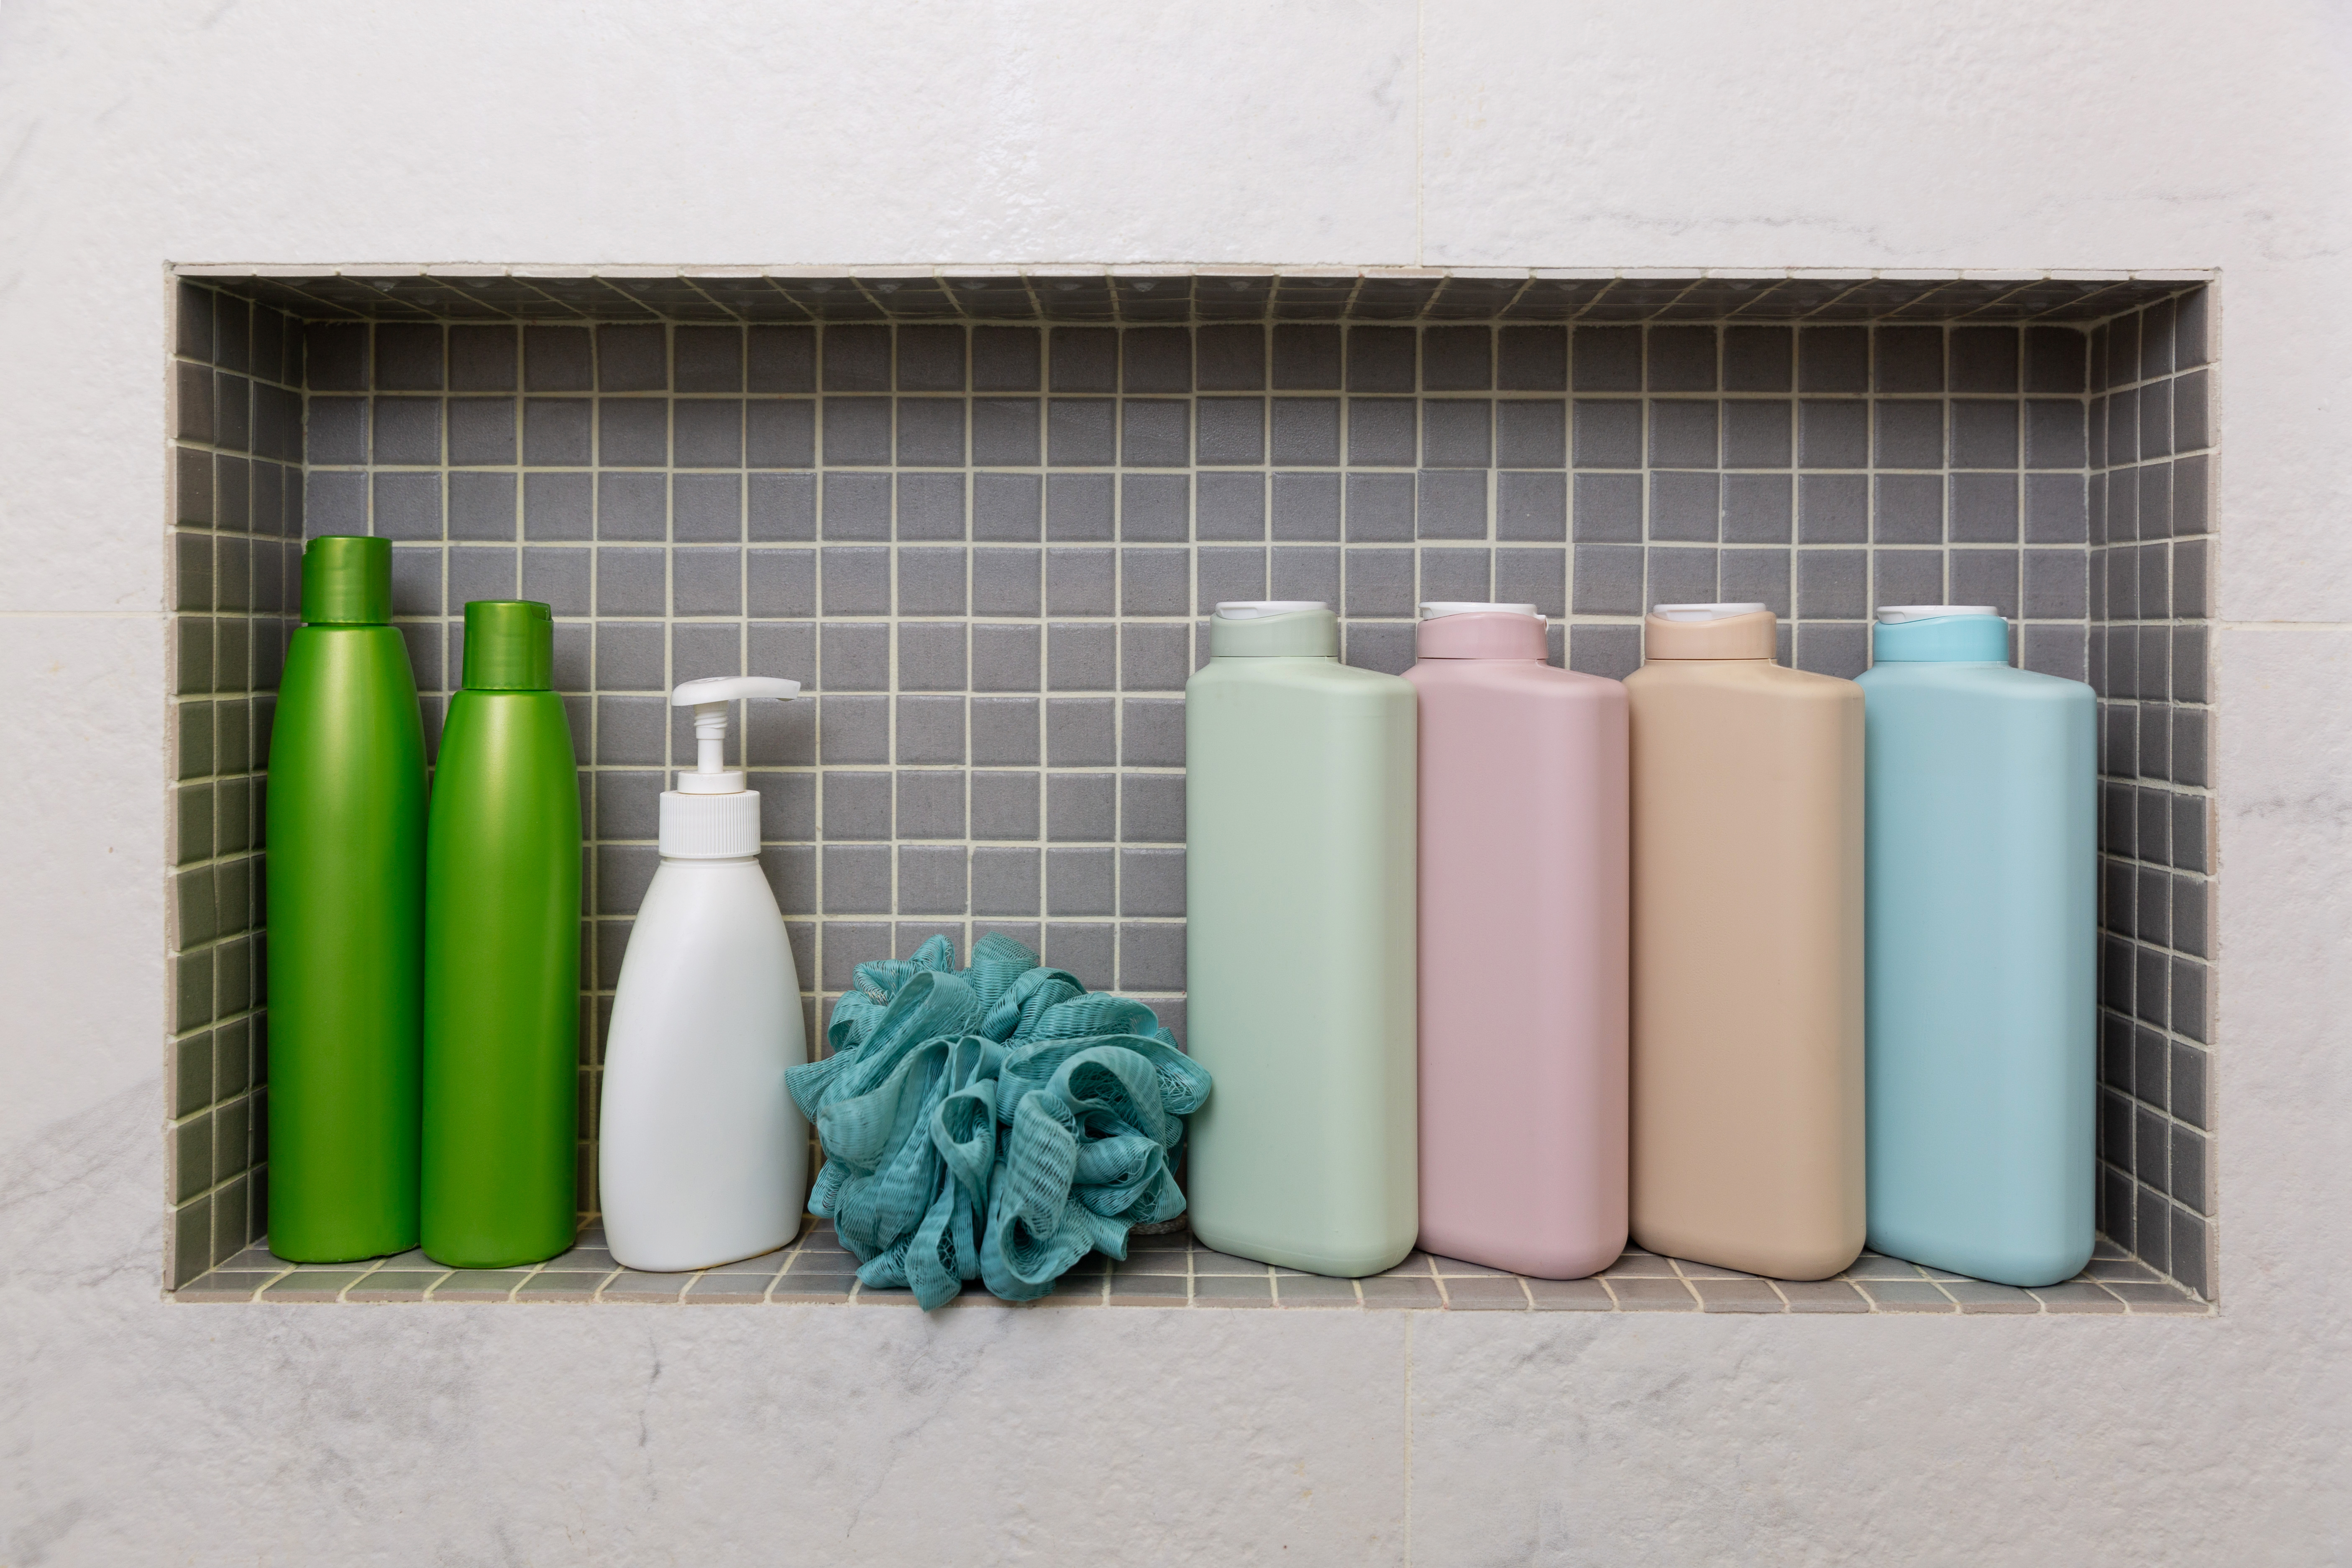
[
  {"left": 1214, "top": 600, "right": 1326, "bottom": 619},
  {"left": 1877, "top": 604, "right": 2000, "bottom": 623},
  {"left": 1653, "top": 601, "right": 1768, "bottom": 622},
  {"left": 1420, "top": 601, "right": 1543, "bottom": 621},
  {"left": 662, "top": 675, "right": 801, "bottom": 858}
]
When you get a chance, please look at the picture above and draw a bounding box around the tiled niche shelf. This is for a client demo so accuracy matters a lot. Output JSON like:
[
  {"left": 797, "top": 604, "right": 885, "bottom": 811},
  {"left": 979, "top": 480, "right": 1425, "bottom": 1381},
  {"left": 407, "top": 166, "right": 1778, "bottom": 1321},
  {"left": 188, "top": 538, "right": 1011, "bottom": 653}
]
[
  {"left": 163, "top": 266, "right": 2219, "bottom": 1309},
  {"left": 177, "top": 1222, "right": 2209, "bottom": 1315}
]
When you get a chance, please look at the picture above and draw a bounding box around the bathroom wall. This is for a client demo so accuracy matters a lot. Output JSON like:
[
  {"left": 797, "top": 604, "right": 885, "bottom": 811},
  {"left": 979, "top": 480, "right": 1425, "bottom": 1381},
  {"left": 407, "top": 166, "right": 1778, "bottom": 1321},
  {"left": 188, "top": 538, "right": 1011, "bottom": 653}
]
[{"left": 11, "top": 0, "right": 2351, "bottom": 1560}]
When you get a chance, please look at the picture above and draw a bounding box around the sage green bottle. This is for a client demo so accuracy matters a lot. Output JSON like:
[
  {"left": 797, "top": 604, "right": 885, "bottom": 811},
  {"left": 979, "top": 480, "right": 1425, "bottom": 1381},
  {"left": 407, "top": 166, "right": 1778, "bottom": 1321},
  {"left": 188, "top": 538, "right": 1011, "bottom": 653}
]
[
  {"left": 421, "top": 601, "right": 582, "bottom": 1267},
  {"left": 264, "top": 536, "right": 427, "bottom": 1261},
  {"left": 1183, "top": 601, "right": 1418, "bottom": 1277}
]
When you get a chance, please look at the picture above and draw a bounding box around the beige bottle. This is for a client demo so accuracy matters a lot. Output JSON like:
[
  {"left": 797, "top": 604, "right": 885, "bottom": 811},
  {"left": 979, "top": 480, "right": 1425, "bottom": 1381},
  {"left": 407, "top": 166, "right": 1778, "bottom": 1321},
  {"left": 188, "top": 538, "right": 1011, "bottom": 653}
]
[{"left": 1625, "top": 603, "right": 1864, "bottom": 1280}]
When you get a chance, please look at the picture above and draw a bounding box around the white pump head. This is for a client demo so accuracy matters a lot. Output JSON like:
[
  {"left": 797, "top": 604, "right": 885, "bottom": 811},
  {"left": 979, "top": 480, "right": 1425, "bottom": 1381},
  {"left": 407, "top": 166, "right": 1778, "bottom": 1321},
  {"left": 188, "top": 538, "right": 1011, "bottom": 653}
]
[
  {"left": 670, "top": 675, "right": 800, "bottom": 795},
  {"left": 660, "top": 675, "right": 801, "bottom": 859}
]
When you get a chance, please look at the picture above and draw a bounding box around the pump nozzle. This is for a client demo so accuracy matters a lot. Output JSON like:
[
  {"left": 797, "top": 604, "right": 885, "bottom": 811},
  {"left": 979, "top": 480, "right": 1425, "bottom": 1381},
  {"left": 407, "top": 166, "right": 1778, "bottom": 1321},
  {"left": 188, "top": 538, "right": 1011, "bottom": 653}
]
[{"left": 669, "top": 675, "right": 801, "bottom": 795}]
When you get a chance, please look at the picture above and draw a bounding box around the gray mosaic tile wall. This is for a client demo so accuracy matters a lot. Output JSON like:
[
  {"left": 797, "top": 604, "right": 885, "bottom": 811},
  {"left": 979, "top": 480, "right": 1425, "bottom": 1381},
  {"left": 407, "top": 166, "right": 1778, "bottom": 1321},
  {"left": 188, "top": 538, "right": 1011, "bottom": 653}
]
[
  {"left": 2090, "top": 292, "right": 2216, "bottom": 1297},
  {"left": 161, "top": 271, "right": 2216, "bottom": 1300},
  {"left": 166, "top": 283, "right": 305, "bottom": 1285}
]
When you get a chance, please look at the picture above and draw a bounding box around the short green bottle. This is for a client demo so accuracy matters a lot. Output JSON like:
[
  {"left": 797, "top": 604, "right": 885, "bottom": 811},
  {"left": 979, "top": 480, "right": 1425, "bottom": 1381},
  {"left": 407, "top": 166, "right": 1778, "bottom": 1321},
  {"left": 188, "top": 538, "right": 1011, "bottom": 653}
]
[
  {"left": 421, "top": 601, "right": 582, "bottom": 1267},
  {"left": 265, "top": 536, "right": 428, "bottom": 1262}
]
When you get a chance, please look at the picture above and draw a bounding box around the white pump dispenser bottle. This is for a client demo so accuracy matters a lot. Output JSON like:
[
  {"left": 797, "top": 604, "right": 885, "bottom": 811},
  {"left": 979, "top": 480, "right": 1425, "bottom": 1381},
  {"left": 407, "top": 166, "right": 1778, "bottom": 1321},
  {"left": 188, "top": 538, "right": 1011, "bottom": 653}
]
[{"left": 599, "top": 675, "right": 809, "bottom": 1272}]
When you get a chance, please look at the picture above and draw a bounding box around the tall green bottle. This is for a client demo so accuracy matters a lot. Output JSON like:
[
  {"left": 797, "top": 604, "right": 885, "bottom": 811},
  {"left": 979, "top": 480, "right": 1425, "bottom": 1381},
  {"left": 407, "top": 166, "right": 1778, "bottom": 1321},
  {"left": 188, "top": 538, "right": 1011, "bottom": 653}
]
[
  {"left": 421, "top": 600, "right": 582, "bottom": 1267},
  {"left": 265, "top": 536, "right": 427, "bottom": 1261}
]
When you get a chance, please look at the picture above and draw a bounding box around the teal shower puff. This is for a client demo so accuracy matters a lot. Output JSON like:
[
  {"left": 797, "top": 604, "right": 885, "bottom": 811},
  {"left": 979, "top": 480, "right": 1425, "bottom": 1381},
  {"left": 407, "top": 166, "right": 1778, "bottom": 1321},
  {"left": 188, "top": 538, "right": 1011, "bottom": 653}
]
[{"left": 785, "top": 932, "right": 1211, "bottom": 1309}]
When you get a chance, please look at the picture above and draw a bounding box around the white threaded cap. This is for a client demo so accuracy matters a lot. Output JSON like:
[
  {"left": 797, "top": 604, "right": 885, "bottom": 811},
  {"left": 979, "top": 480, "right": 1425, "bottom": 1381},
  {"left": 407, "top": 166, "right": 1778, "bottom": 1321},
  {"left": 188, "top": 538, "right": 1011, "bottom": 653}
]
[{"left": 659, "top": 789, "right": 761, "bottom": 859}]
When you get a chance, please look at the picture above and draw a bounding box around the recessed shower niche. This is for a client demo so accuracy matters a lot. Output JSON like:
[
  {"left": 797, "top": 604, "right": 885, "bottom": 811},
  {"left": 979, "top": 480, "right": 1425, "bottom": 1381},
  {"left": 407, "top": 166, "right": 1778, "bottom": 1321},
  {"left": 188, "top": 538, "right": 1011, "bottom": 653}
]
[{"left": 161, "top": 266, "right": 2217, "bottom": 1311}]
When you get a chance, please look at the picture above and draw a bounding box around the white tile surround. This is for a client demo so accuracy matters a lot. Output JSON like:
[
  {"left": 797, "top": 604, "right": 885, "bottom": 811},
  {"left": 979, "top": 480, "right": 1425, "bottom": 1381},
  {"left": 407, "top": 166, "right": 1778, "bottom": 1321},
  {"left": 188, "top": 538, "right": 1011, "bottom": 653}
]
[{"left": 5, "top": 2, "right": 2349, "bottom": 1564}]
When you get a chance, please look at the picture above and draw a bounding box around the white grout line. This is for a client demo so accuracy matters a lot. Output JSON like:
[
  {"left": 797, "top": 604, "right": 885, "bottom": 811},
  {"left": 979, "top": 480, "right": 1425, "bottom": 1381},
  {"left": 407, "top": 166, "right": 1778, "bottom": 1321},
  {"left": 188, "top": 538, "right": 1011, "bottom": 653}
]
[
  {"left": 328, "top": 1255, "right": 394, "bottom": 1303},
  {"left": 1665, "top": 1258, "right": 1707, "bottom": 1311}
]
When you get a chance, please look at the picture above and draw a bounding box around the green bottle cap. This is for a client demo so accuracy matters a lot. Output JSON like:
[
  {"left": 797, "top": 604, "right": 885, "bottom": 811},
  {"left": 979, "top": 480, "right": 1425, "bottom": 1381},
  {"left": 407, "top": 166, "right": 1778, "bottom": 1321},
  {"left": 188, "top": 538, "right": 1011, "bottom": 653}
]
[
  {"left": 299, "top": 535, "right": 393, "bottom": 626},
  {"left": 461, "top": 600, "right": 555, "bottom": 691}
]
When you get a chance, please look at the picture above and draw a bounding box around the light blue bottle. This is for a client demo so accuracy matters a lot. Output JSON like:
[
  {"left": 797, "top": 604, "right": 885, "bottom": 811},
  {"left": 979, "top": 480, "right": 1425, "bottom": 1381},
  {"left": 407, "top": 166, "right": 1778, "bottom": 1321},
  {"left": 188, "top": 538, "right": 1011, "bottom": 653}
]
[{"left": 1858, "top": 605, "right": 2096, "bottom": 1288}]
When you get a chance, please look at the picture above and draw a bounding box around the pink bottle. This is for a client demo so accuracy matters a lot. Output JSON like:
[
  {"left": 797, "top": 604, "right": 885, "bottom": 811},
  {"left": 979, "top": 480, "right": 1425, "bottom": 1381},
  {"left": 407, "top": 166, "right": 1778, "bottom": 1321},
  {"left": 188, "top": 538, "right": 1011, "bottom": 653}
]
[{"left": 1405, "top": 602, "right": 1630, "bottom": 1279}]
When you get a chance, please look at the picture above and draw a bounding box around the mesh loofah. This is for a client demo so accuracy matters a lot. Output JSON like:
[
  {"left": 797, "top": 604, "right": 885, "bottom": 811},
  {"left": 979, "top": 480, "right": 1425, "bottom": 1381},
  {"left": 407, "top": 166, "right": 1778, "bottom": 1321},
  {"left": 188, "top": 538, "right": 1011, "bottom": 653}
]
[{"left": 786, "top": 933, "right": 1212, "bottom": 1309}]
